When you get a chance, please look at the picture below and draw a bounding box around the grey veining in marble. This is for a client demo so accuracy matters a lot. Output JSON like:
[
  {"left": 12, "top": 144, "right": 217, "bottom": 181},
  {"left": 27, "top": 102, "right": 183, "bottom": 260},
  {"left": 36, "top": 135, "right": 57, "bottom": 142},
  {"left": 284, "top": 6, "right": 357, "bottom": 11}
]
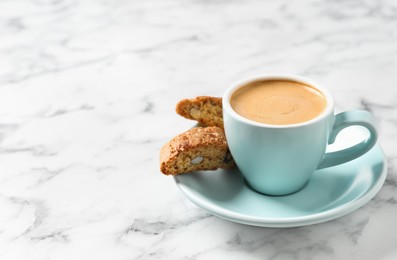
[{"left": 0, "top": 0, "right": 397, "bottom": 259}]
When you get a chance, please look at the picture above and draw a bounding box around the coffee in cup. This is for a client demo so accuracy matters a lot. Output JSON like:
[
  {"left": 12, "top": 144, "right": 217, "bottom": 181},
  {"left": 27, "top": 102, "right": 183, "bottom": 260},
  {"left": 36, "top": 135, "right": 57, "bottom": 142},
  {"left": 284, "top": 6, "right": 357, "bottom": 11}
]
[
  {"left": 230, "top": 80, "right": 327, "bottom": 125},
  {"left": 223, "top": 75, "right": 377, "bottom": 196}
]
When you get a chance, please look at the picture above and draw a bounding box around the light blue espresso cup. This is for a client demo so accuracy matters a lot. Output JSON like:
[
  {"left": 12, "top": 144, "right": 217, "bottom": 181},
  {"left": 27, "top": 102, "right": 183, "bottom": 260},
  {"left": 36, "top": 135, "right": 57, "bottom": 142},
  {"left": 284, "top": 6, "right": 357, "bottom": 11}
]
[{"left": 223, "top": 75, "right": 377, "bottom": 196}]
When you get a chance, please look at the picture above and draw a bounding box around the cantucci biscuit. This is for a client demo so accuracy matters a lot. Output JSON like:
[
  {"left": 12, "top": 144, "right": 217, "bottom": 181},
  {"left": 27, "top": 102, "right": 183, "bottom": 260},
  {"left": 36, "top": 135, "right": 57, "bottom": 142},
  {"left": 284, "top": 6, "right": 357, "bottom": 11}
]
[
  {"left": 160, "top": 126, "right": 234, "bottom": 175},
  {"left": 176, "top": 96, "right": 223, "bottom": 128}
]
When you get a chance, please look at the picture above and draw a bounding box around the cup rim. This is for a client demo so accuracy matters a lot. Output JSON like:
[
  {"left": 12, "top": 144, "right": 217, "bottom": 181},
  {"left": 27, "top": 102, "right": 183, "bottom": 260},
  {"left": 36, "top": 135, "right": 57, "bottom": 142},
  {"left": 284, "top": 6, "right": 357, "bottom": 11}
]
[{"left": 223, "top": 74, "right": 335, "bottom": 129}]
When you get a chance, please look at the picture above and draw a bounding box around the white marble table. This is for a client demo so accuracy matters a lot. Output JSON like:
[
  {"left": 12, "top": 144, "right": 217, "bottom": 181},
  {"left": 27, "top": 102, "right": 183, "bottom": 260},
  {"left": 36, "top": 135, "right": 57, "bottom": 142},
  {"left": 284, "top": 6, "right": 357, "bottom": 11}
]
[{"left": 0, "top": 0, "right": 397, "bottom": 259}]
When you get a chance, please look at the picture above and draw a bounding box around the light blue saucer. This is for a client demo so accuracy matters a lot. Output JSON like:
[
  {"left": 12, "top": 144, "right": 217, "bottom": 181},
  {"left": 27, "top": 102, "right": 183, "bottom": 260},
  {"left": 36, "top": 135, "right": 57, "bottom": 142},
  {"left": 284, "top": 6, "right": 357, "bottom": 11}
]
[{"left": 174, "top": 129, "right": 387, "bottom": 227}]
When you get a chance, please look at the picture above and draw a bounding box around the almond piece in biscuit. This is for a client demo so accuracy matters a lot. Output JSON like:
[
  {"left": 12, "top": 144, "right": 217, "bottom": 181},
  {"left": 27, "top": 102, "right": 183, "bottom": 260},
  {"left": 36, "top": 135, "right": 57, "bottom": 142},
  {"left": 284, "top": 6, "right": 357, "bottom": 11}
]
[
  {"left": 176, "top": 96, "right": 223, "bottom": 128},
  {"left": 160, "top": 126, "right": 234, "bottom": 175}
]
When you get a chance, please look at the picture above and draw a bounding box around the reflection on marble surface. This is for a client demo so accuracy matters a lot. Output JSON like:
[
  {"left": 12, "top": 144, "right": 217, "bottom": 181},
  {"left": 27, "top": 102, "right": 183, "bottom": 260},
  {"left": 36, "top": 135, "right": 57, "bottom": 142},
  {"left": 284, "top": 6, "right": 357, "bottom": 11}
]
[{"left": 0, "top": 0, "right": 397, "bottom": 259}]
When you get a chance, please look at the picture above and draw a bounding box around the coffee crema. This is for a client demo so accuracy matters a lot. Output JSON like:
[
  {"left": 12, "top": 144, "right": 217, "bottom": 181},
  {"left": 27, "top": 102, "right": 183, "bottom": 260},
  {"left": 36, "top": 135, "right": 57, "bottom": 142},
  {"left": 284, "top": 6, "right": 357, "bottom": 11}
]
[{"left": 230, "top": 80, "right": 327, "bottom": 125}]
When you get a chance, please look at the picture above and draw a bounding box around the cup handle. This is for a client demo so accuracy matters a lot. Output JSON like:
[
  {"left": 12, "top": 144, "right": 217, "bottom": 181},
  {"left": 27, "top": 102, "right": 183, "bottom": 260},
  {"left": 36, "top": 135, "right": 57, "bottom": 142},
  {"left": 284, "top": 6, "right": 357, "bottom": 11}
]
[{"left": 317, "top": 110, "right": 377, "bottom": 169}]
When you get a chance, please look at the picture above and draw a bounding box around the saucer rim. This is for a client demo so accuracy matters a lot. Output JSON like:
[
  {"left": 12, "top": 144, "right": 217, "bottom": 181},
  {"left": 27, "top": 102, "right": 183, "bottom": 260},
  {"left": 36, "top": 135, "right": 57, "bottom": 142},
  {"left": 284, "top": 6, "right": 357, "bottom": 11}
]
[{"left": 174, "top": 145, "right": 387, "bottom": 227}]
